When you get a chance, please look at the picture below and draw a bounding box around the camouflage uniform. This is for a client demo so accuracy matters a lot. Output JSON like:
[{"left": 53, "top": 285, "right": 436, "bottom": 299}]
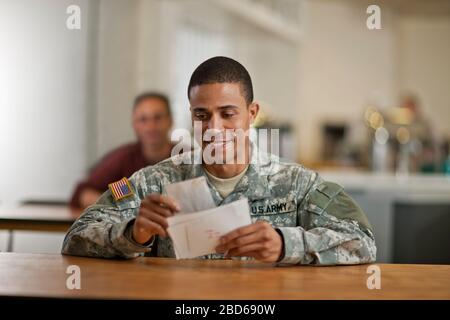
[{"left": 62, "top": 146, "right": 376, "bottom": 265}]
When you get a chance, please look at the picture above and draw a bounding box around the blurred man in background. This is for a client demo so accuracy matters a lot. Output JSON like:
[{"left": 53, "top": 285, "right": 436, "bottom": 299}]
[{"left": 70, "top": 92, "right": 174, "bottom": 210}]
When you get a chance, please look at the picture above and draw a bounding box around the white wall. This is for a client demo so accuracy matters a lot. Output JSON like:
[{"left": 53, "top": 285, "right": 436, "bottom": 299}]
[
  {"left": 0, "top": 0, "right": 95, "bottom": 252},
  {"left": 398, "top": 15, "right": 450, "bottom": 138},
  {"left": 0, "top": 0, "right": 92, "bottom": 205},
  {"left": 297, "top": 0, "right": 399, "bottom": 163},
  {"left": 94, "top": 0, "right": 140, "bottom": 158}
]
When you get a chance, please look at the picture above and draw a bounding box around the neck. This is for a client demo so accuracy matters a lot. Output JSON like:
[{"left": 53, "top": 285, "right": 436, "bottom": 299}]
[
  {"left": 204, "top": 163, "right": 249, "bottom": 179},
  {"left": 141, "top": 140, "right": 172, "bottom": 164}
]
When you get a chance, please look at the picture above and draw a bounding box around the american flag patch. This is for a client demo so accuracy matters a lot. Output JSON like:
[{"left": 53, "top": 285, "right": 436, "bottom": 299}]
[{"left": 108, "top": 177, "right": 134, "bottom": 201}]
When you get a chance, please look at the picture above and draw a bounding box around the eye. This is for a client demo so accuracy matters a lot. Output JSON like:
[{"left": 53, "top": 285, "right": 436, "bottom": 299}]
[
  {"left": 193, "top": 112, "right": 208, "bottom": 120},
  {"left": 222, "top": 111, "right": 236, "bottom": 118},
  {"left": 137, "top": 116, "right": 149, "bottom": 123}
]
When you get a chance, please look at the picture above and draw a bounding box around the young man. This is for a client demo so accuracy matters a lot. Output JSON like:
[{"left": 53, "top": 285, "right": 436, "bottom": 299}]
[
  {"left": 70, "top": 92, "right": 174, "bottom": 209},
  {"left": 62, "top": 57, "right": 376, "bottom": 265}
]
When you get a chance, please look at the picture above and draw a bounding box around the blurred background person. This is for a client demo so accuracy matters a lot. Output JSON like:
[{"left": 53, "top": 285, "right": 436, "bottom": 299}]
[
  {"left": 70, "top": 92, "right": 174, "bottom": 210},
  {"left": 399, "top": 94, "right": 440, "bottom": 173}
]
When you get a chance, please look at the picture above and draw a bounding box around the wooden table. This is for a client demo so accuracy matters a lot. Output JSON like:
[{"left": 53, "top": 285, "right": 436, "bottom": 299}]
[
  {"left": 0, "top": 253, "right": 449, "bottom": 299},
  {"left": 0, "top": 206, "right": 79, "bottom": 252},
  {"left": 0, "top": 205, "right": 78, "bottom": 232}
]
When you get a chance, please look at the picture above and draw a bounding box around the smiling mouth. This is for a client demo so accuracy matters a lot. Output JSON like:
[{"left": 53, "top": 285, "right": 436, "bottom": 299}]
[{"left": 206, "top": 139, "right": 235, "bottom": 148}]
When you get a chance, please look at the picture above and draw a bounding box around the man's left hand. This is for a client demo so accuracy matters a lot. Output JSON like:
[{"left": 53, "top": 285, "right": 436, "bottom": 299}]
[{"left": 215, "top": 220, "right": 283, "bottom": 262}]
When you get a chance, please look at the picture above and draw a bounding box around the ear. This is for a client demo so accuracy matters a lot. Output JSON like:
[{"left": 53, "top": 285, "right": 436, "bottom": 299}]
[{"left": 248, "top": 102, "right": 260, "bottom": 125}]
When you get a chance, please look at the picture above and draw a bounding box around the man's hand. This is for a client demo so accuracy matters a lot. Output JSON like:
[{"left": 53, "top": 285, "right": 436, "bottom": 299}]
[
  {"left": 132, "top": 193, "right": 180, "bottom": 245},
  {"left": 215, "top": 220, "right": 284, "bottom": 262}
]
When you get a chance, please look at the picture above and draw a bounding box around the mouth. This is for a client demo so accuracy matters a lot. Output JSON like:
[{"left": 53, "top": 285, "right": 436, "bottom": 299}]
[{"left": 207, "top": 139, "right": 234, "bottom": 148}]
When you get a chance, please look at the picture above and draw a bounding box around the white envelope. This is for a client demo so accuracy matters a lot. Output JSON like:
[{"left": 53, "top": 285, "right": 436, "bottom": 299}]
[
  {"left": 167, "top": 198, "right": 252, "bottom": 259},
  {"left": 167, "top": 208, "right": 212, "bottom": 227},
  {"left": 185, "top": 199, "right": 252, "bottom": 258},
  {"left": 164, "top": 176, "right": 216, "bottom": 214}
]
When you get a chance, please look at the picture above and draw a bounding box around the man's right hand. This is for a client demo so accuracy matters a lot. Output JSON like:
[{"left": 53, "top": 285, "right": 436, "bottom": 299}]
[{"left": 132, "top": 193, "right": 180, "bottom": 245}]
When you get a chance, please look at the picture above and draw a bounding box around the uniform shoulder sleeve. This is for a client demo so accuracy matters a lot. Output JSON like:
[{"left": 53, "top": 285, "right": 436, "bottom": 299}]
[
  {"left": 307, "top": 181, "right": 373, "bottom": 236},
  {"left": 276, "top": 170, "right": 376, "bottom": 265},
  {"left": 61, "top": 166, "right": 163, "bottom": 258}
]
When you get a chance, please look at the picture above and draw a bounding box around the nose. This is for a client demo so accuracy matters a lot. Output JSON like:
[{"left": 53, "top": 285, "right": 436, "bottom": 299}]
[
  {"left": 144, "top": 116, "right": 162, "bottom": 128},
  {"left": 207, "top": 114, "right": 224, "bottom": 131}
]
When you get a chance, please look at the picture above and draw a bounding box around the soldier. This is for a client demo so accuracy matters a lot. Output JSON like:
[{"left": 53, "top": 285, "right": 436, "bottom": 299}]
[{"left": 62, "top": 56, "right": 376, "bottom": 265}]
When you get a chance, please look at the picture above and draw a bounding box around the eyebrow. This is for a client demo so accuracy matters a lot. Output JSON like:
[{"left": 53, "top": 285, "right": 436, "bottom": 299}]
[
  {"left": 218, "top": 105, "right": 239, "bottom": 110},
  {"left": 191, "top": 105, "right": 239, "bottom": 111}
]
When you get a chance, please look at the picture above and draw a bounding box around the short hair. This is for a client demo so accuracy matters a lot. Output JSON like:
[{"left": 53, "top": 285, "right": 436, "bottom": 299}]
[
  {"left": 187, "top": 56, "right": 254, "bottom": 105},
  {"left": 133, "top": 92, "right": 171, "bottom": 117}
]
